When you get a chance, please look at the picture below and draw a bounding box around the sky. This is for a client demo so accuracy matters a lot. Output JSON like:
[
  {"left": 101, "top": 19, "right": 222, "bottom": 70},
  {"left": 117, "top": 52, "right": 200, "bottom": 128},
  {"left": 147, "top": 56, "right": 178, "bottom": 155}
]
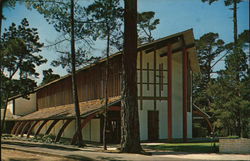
[{"left": 2, "top": 0, "right": 249, "bottom": 84}]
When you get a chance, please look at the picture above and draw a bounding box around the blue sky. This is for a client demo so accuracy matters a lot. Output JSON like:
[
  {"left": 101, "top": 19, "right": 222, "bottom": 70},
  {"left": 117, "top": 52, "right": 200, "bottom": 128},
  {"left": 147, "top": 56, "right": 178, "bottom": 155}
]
[{"left": 2, "top": 0, "right": 249, "bottom": 83}]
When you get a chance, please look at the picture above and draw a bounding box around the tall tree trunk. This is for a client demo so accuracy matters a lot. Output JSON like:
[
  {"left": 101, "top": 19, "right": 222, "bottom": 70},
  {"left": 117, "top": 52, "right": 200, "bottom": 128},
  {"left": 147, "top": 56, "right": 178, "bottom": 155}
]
[
  {"left": 233, "top": 0, "right": 241, "bottom": 138},
  {"left": 103, "top": 26, "right": 110, "bottom": 150},
  {"left": 0, "top": 1, "right": 3, "bottom": 138},
  {"left": 70, "top": 0, "right": 83, "bottom": 147},
  {"left": 233, "top": 0, "right": 238, "bottom": 46},
  {"left": 0, "top": 0, "right": 3, "bottom": 37},
  {"left": 1, "top": 94, "right": 9, "bottom": 132},
  {"left": 120, "top": 0, "right": 142, "bottom": 153}
]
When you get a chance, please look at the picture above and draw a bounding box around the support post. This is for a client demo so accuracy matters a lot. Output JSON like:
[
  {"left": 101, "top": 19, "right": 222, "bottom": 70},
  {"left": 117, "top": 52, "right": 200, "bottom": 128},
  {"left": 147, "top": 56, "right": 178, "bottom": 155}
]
[
  {"left": 55, "top": 119, "right": 73, "bottom": 142},
  {"left": 11, "top": 121, "right": 20, "bottom": 134},
  {"left": 34, "top": 120, "right": 48, "bottom": 137},
  {"left": 140, "top": 50, "right": 143, "bottom": 110},
  {"left": 20, "top": 121, "right": 31, "bottom": 137},
  {"left": 183, "top": 48, "right": 188, "bottom": 142},
  {"left": 71, "top": 113, "right": 96, "bottom": 145},
  {"left": 27, "top": 120, "right": 39, "bottom": 138},
  {"left": 153, "top": 47, "right": 157, "bottom": 110},
  {"left": 45, "top": 120, "right": 59, "bottom": 135},
  {"left": 15, "top": 121, "right": 26, "bottom": 136},
  {"left": 167, "top": 44, "right": 172, "bottom": 141}
]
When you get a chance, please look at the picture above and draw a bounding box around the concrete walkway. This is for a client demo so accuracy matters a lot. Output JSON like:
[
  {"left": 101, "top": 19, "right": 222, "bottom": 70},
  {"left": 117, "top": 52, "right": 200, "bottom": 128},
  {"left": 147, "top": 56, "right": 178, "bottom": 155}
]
[{"left": 2, "top": 139, "right": 250, "bottom": 161}]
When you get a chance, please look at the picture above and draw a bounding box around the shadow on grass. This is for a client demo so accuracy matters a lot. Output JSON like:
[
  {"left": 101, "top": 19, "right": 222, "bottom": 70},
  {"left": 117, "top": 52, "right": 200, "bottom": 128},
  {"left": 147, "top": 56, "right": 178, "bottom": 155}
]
[
  {"left": 2, "top": 140, "right": 80, "bottom": 151},
  {"left": 143, "top": 143, "right": 219, "bottom": 154},
  {"left": 96, "top": 156, "right": 127, "bottom": 161},
  {"left": 66, "top": 154, "right": 95, "bottom": 161}
]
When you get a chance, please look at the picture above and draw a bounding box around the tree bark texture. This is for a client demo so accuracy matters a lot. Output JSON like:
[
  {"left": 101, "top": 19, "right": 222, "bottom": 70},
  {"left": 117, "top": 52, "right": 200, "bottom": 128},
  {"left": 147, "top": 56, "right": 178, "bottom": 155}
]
[
  {"left": 103, "top": 26, "right": 110, "bottom": 150},
  {"left": 1, "top": 94, "right": 9, "bottom": 131},
  {"left": 70, "top": 0, "right": 83, "bottom": 147},
  {"left": 120, "top": 0, "right": 142, "bottom": 153}
]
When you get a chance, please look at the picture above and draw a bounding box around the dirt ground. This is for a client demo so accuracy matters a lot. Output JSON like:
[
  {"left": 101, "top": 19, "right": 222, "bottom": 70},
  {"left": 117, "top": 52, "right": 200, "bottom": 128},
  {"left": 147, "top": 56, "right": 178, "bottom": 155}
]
[
  {"left": 2, "top": 149, "right": 78, "bottom": 161},
  {"left": 2, "top": 139, "right": 250, "bottom": 161}
]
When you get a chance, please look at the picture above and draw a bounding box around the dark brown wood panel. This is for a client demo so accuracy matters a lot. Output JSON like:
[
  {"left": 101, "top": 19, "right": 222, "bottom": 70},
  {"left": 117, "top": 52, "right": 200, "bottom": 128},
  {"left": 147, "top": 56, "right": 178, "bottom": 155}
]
[
  {"left": 148, "top": 111, "right": 159, "bottom": 141},
  {"left": 37, "top": 55, "right": 122, "bottom": 109}
]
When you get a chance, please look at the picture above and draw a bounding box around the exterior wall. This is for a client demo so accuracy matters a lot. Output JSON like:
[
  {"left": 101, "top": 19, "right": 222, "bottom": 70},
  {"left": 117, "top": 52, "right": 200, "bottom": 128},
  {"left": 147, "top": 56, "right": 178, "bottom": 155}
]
[
  {"left": 219, "top": 138, "right": 250, "bottom": 153},
  {"left": 82, "top": 119, "right": 100, "bottom": 142},
  {"left": 30, "top": 119, "right": 100, "bottom": 142},
  {"left": 187, "top": 112, "right": 192, "bottom": 138},
  {"left": 90, "top": 119, "right": 101, "bottom": 142},
  {"left": 14, "top": 93, "right": 36, "bottom": 116},
  {"left": 137, "top": 46, "right": 193, "bottom": 140},
  {"left": 25, "top": 46, "right": 193, "bottom": 142},
  {"left": 172, "top": 52, "right": 183, "bottom": 138},
  {"left": 32, "top": 37, "right": 194, "bottom": 141},
  {"left": 63, "top": 120, "right": 76, "bottom": 138},
  {"left": 37, "top": 56, "right": 122, "bottom": 109},
  {"left": 7, "top": 101, "right": 14, "bottom": 114}
]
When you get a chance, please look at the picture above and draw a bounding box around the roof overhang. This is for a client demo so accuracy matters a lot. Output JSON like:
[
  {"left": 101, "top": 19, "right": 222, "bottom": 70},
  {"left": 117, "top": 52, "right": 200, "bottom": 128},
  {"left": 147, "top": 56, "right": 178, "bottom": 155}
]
[{"left": 16, "top": 96, "right": 121, "bottom": 121}]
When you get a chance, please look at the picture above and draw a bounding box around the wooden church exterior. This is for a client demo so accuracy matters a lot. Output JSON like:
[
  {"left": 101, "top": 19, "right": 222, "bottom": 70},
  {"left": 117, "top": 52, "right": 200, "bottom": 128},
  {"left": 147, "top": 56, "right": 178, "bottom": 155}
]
[{"left": 8, "top": 29, "right": 200, "bottom": 143}]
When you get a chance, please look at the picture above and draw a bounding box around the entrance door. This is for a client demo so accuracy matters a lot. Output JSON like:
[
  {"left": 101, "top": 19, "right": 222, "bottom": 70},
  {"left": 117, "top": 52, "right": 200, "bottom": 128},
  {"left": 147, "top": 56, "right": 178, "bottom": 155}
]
[
  {"left": 105, "top": 111, "right": 121, "bottom": 143},
  {"left": 148, "top": 111, "right": 159, "bottom": 141}
]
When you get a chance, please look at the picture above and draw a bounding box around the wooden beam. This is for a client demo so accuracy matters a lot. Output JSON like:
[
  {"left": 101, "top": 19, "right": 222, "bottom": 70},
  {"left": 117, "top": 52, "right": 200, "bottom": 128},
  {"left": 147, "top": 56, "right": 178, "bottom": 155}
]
[
  {"left": 193, "top": 110, "right": 213, "bottom": 132},
  {"left": 15, "top": 121, "right": 26, "bottom": 136},
  {"left": 167, "top": 44, "right": 173, "bottom": 141},
  {"left": 137, "top": 68, "right": 168, "bottom": 72},
  {"left": 160, "top": 43, "right": 195, "bottom": 57},
  {"left": 183, "top": 48, "right": 188, "bottom": 142},
  {"left": 138, "top": 96, "right": 168, "bottom": 100},
  {"left": 27, "top": 120, "right": 39, "bottom": 138},
  {"left": 45, "top": 120, "right": 59, "bottom": 135},
  {"left": 71, "top": 112, "right": 97, "bottom": 145},
  {"left": 11, "top": 122, "right": 20, "bottom": 134},
  {"left": 55, "top": 119, "right": 73, "bottom": 142},
  {"left": 147, "top": 63, "right": 150, "bottom": 90},
  {"left": 140, "top": 36, "right": 181, "bottom": 52},
  {"left": 140, "top": 50, "right": 143, "bottom": 110},
  {"left": 20, "top": 121, "right": 32, "bottom": 137},
  {"left": 154, "top": 47, "right": 157, "bottom": 110},
  {"left": 34, "top": 120, "right": 49, "bottom": 137}
]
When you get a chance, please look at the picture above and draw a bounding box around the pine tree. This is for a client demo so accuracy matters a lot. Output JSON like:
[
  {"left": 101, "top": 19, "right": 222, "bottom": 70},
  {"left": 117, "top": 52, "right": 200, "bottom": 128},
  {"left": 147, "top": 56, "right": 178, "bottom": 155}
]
[
  {"left": 86, "top": 0, "right": 123, "bottom": 150},
  {"left": 201, "top": 0, "right": 243, "bottom": 45},
  {"left": 0, "top": 18, "right": 46, "bottom": 130},
  {"left": 40, "top": 68, "right": 60, "bottom": 85},
  {"left": 121, "top": 0, "right": 142, "bottom": 153},
  {"left": 193, "top": 33, "right": 225, "bottom": 111},
  {"left": 208, "top": 30, "right": 250, "bottom": 137},
  {"left": 26, "top": 0, "right": 99, "bottom": 146},
  {"left": 137, "top": 11, "right": 160, "bottom": 44}
]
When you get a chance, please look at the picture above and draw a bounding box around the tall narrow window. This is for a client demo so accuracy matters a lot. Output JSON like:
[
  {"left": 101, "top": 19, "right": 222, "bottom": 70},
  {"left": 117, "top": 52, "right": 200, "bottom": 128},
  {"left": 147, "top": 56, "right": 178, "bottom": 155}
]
[
  {"left": 147, "top": 62, "right": 150, "bottom": 90},
  {"left": 159, "top": 63, "right": 163, "bottom": 91}
]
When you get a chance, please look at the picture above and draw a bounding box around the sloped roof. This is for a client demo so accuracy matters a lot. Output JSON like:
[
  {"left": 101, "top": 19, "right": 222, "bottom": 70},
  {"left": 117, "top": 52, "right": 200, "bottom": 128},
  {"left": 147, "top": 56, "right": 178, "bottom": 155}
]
[
  {"left": 17, "top": 96, "right": 121, "bottom": 121},
  {"left": 35, "top": 29, "right": 199, "bottom": 90},
  {"left": 9, "top": 29, "right": 200, "bottom": 100}
]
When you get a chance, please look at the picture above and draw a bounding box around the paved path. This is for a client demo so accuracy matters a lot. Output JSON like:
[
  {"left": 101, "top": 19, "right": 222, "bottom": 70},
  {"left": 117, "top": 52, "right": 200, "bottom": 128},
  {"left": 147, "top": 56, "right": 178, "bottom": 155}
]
[{"left": 2, "top": 139, "right": 250, "bottom": 161}]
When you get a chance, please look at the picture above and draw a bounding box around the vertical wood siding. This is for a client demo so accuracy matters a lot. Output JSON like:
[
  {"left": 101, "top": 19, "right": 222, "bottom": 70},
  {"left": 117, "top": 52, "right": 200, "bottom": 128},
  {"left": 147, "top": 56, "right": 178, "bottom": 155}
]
[{"left": 37, "top": 55, "right": 122, "bottom": 109}]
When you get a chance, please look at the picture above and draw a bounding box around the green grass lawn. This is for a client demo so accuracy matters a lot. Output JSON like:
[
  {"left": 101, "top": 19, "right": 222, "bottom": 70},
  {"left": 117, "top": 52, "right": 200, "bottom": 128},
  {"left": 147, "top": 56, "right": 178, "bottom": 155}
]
[{"left": 143, "top": 142, "right": 219, "bottom": 153}]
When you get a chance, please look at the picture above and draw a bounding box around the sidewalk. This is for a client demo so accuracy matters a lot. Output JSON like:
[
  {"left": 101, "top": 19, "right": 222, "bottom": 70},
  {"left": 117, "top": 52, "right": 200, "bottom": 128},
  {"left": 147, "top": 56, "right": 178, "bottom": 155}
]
[{"left": 2, "top": 139, "right": 250, "bottom": 161}]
